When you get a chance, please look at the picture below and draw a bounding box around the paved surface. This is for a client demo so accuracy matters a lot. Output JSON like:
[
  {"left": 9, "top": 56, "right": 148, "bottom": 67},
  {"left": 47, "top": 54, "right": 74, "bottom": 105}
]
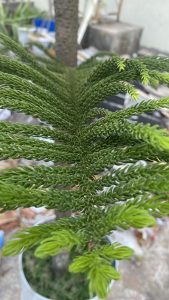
[
  {"left": 108, "top": 222, "right": 169, "bottom": 300},
  {"left": 0, "top": 223, "right": 169, "bottom": 300},
  {"left": 0, "top": 255, "right": 20, "bottom": 300}
]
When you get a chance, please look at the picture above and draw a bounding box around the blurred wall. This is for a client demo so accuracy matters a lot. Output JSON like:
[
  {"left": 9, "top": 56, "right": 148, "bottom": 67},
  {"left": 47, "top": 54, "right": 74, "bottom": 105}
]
[
  {"left": 34, "top": 0, "right": 169, "bottom": 53},
  {"left": 33, "top": 0, "right": 92, "bottom": 16},
  {"left": 34, "top": 0, "right": 49, "bottom": 11},
  {"left": 119, "top": 0, "right": 169, "bottom": 53}
]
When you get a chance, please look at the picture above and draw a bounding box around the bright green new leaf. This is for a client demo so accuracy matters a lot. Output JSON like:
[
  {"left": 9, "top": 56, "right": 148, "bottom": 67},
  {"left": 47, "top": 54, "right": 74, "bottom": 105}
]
[
  {"left": 35, "top": 230, "right": 81, "bottom": 258},
  {"left": 88, "top": 264, "right": 120, "bottom": 299},
  {"left": 101, "top": 244, "right": 134, "bottom": 260}
]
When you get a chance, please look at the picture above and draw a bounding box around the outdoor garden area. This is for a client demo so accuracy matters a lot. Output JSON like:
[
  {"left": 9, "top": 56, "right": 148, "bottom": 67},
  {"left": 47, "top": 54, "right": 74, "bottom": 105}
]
[{"left": 0, "top": 1, "right": 169, "bottom": 300}]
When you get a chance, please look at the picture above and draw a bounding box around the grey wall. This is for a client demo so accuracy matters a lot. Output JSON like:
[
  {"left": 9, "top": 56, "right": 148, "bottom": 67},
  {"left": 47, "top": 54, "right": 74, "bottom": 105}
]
[{"left": 120, "top": 0, "right": 169, "bottom": 53}]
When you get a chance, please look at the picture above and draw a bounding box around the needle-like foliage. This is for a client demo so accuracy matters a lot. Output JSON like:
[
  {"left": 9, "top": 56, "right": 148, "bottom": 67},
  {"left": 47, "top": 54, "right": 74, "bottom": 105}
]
[{"left": 1, "top": 33, "right": 169, "bottom": 298}]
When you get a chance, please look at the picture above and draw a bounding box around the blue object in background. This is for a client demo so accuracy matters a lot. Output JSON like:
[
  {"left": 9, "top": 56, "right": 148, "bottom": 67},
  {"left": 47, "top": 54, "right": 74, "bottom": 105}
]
[
  {"left": 48, "top": 20, "right": 55, "bottom": 32},
  {"left": 0, "top": 230, "right": 4, "bottom": 249},
  {"left": 34, "top": 18, "right": 56, "bottom": 32},
  {"left": 34, "top": 18, "right": 43, "bottom": 28}
]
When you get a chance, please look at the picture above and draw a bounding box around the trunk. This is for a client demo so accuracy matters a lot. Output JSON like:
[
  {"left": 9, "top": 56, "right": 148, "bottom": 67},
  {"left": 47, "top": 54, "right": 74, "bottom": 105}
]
[
  {"left": 53, "top": 0, "right": 79, "bottom": 67},
  {"left": 52, "top": 0, "right": 79, "bottom": 277}
]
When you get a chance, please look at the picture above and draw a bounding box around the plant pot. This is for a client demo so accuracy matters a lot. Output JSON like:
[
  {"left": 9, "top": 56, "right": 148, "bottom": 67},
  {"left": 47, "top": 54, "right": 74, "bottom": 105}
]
[
  {"left": 17, "top": 27, "right": 35, "bottom": 46},
  {"left": 19, "top": 253, "right": 48, "bottom": 300},
  {"left": 19, "top": 253, "right": 117, "bottom": 300},
  {"left": 19, "top": 219, "right": 117, "bottom": 300}
]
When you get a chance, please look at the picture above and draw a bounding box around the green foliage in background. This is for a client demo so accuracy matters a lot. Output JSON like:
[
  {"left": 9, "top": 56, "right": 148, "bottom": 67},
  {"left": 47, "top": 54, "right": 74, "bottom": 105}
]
[
  {"left": 0, "top": 33, "right": 169, "bottom": 298},
  {"left": 0, "top": 1, "right": 46, "bottom": 40}
]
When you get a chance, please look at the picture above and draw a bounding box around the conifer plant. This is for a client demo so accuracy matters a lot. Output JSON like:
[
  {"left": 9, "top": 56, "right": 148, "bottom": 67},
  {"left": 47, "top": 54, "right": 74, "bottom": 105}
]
[{"left": 1, "top": 33, "right": 169, "bottom": 299}]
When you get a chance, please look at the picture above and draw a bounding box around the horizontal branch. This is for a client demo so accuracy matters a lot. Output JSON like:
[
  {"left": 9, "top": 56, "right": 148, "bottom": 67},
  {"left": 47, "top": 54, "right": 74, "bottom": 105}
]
[
  {"left": 0, "top": 165, "right": 83, "bottom": 188},
  {"left": 0, "top": 72, "right": 73, "bottom": 117},
  {"left": 0, "top": 142, "right": 79, "bottom": 163},
  {"left": 0, "top": 55, "right": 61, "bottom": 96},
  {"left": 0, "top": 121, "right": 71, "bottom": 142},
  {"left": 83, "top": 119, "right": 169, "bottom": 152},
  {"left": 0, "top": 183, "right": 80, "bottom": 211}
]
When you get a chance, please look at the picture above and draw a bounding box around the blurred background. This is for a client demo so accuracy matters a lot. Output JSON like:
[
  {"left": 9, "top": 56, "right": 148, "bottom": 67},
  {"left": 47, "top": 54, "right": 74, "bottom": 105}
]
[{"left": 0, "top": 1, "right": 169, "bottom": 300}]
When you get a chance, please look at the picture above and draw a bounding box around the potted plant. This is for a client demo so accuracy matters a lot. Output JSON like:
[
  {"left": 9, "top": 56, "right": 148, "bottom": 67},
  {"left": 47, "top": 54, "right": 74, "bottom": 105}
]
[
  {"left": 0, "top": 34, "right": 169, "bottom": 299},
  {"left": 18, "top": 223, "right": 118, "bottom": 300}
]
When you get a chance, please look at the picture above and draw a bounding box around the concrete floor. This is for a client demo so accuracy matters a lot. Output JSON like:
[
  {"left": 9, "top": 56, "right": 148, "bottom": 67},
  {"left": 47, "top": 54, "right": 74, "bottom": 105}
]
[
  {"left": 108, "top": 222, "right": 169, "bottom": 300},
  {"left": 0, "top": 255, "right": 20, "bottom": 300},
  {"left": 0, "top": 223, "right": 169, "bottom": 300}
]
